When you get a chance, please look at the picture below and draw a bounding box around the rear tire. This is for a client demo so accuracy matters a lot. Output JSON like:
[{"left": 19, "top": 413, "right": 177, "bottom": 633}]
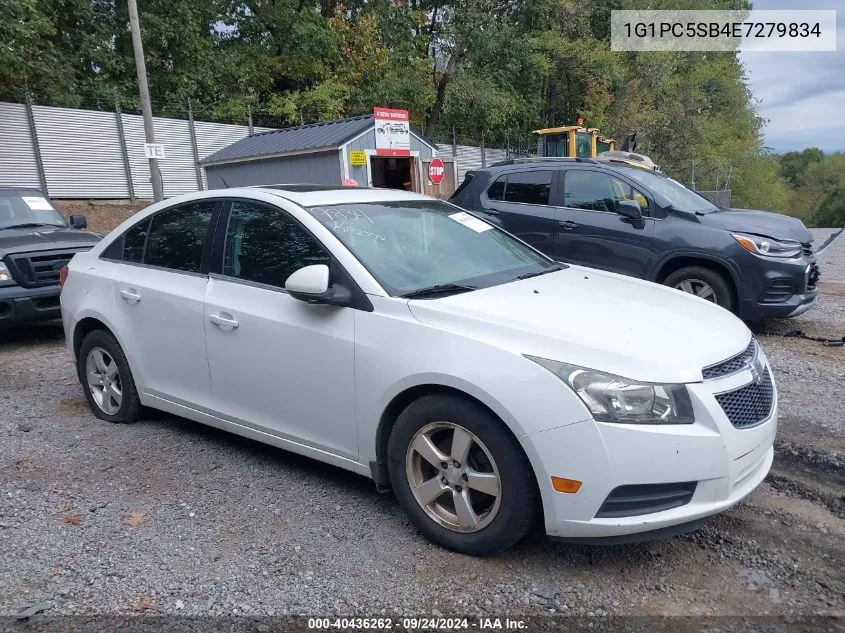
[
  {"left": 663, "top": 266, "right": 735, "bottom": 314},
  {"left": 77, "top": 329, "right": 142, "bottom": 424},
  {"left": 387, "top": 394, "right": 538, "bottom": 555}
]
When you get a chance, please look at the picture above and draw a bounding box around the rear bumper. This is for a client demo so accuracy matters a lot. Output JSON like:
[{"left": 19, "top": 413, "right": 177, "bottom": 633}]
[{"left": 0, "top": 284, "right": 62, "bottom": 326}]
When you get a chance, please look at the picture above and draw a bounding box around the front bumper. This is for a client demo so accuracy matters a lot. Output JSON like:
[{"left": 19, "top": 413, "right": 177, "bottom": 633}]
[
  {"left": 738, "top": 256, "right": 819, "bottom": 320},
  {"left": 0, "top": 284, "right": 63, "bottom": 327},
  {"left": 521, "top": 355, "right": 777, "bottom": 539}
]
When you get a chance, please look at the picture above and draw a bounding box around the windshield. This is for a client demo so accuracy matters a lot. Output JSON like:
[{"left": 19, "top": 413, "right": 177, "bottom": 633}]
[
  {"left": 306, "top": 200, "right": 558, "bottom": 297},
  {"left": 0, "top": 193, "right": 66, "bottom": 229},
  {"left": 614, "top": 167, "right": 719, "bottom": 214}
]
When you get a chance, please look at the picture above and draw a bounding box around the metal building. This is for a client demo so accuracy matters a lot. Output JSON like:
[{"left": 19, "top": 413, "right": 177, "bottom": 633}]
[{"left": 201, "top": 114, "right": 439, "bottom": 193}]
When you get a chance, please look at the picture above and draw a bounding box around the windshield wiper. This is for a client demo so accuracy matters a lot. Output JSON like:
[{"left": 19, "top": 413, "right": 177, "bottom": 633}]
[
  {"left": 514, "top": 264, "right": 564, "bottom": 281},
  {"left": 401, "top": 283, "right": 478, "bottom": 299},
  {"left": 1, "top": 222, "right": 64, "bottom": 230}
]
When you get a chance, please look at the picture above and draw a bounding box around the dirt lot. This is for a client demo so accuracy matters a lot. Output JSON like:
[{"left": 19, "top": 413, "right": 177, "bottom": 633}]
[
  {"left": 54, "top": 200, "right": 150, "bottom": 235},
  {"left": 0, "top": 216, "right": 843, "bottom": 624}
]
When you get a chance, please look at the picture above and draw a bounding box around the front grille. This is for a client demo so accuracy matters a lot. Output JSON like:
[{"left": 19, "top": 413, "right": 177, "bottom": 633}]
[
  {"left": 5, "top": 249, "right": 87, "bottom": 288},
  {"left": 715, "top": 367, "right": 774, "bottom": 429},
  {"left": 762, "top": 279, "right": 794, "bottom": 303},
  {"left": 801, "top": 242, "right": 813, "bottom": 257},
  {"left": 596, "top": 482, "right": 697, "bottom": 518},
  {"left": 702, "top": 339, "right": 756, "bottom": 380}
]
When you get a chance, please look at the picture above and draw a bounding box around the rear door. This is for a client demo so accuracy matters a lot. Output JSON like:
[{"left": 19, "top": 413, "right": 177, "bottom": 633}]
[
  {"left": 476, "top": 170, "right": 557, "bottom": 255},
  {"left": 554, "top": 168, "right": 656, "bottom": 277},
  {"left": 107, "top": 200, "right": 220, "bottom": 405}
]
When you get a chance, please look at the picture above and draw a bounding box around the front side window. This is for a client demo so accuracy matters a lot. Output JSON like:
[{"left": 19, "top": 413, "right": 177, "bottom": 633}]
[
  {"left": 143, "top": 202, "right": 216, "bottom": 272},
  {"left": 614, "top": 166, "right": 718, "bottom": 214},
  {"left": 564, "top": 170, "right": 648, "bottom": 214},
  {"left": 503, "top": 170, "right": 553, "bottom": 205},
  {"left": 223, "top": 201, "right": 330, "bottom": 288},
  {"left": 306, "top": 201, "right": 557, "bottom": 296}
]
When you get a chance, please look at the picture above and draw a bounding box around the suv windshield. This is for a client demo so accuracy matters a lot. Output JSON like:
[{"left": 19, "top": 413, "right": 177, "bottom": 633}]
[
  {"left": 0, "top": 193, "right": 66, "bottom": 230},
  {"left": 613, "top": 166, "right": 719, "bottom": 214},
  {"left": 306, "top": 200, "right": 559, "bottom": 297}
]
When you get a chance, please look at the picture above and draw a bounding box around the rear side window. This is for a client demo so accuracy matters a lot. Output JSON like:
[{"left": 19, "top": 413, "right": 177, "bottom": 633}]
[
  {"left": 450, "top": 173, "right": 475, "bottom": 201},
  {"left": 122, "top": 220, "right": 149, "bottom": 263},
  {"left": 223, "top": 201, "right": 331, "bottom": 289},
  {"left": 503, "top": 170, "right": 552, "bottom": 205},
  {"left": 486, "top": 176, "right": 506, "bottom": 201},
  {"left": 134, "top": 201, "right": 217, "bottom": 273}
]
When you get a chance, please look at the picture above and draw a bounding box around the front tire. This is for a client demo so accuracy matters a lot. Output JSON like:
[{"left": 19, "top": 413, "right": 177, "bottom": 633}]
[
  {"left": 387, "top": 395, "right": 538, "bottom": 555},
  {"left": 77, "top": 329, "right": 142, "bottom": 424},
  {"left": 663, "top": 265, "right": 735, "bottom": 313}
]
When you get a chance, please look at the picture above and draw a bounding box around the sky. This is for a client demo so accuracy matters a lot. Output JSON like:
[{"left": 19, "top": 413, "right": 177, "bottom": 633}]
[{"left": 739, "top": 1, "right": 844, "bottom": 153}]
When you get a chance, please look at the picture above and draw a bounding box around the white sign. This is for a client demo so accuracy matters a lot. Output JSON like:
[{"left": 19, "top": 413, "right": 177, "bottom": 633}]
[
  {"left": 449, "top": 212, "right": 493, "bottom": 233},
  {"left": 143, "top": 143, "right": 167, "bottom": 159},
  {"left": 373, "top": 108, "right": 411, "bottom": 156},
  {"left": 21, "top": 196, "right": 54, "bottom": 211}
]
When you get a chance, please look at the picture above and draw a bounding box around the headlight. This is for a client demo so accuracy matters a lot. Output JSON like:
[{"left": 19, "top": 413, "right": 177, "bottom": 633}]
[
  {"left": 732, "top": 233, "right": 801, "bottom": 258},
  {"left": 0, "top": 262, "right": 15, "bottom": 286},
  {"left": 526, "top": 356, "right": 695, "bottom": 424}
]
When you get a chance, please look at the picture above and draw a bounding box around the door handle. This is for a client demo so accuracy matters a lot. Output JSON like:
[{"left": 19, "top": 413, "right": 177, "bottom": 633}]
[
  {"left": 558, "top": 220, "right": 578, "bottom": 231},
  {"left": 119, "top": 288, "right": 141, "bottom": 303},
  {"left": 209, "top": 312, "right": 239, "bottom": 330}
]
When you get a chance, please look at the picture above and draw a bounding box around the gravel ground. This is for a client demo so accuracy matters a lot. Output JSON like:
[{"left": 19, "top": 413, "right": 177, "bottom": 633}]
[{"left": 1, "top": 229, "right": 843, "bottom": 623}]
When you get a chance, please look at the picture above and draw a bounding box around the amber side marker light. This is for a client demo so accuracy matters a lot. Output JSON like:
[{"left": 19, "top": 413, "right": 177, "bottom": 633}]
[
  {"left": 551, "top": 477, "right": 582, "bottom": 494},
  {"left": 734, "top": 235, "right": 757, "bottom": 254}
]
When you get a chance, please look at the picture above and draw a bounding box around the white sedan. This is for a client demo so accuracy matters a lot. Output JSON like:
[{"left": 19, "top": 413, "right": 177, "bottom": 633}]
[{"left": 60, "top": 186, "right": 776, "bottom": 554}]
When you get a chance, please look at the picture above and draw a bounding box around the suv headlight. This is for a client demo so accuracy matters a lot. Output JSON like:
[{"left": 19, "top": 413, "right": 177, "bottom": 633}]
[
  {"left": 526, "top": 356, "right": 695, "bottom": 424},
  {"left": 732, "top": 233, "right": 801, "bottom": 258},
  {"left": 0, "top": 262, "right": 15, "bottom": 286}
]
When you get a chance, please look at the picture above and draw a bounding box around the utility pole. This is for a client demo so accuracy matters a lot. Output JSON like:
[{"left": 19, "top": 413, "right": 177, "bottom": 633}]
[{"left": 127, "top": 0, "right": 164, "bottom": 201}]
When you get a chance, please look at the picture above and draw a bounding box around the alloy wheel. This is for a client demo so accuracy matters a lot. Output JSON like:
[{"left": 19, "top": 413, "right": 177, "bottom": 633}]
[
  {"left": 674, "top": 278, "right": 718, "bottom": 303},
  {"left": 85, "top": 347, "right": 122, "bottom": 415},
  {"left": 405, "top": 421, "right": 502, "bottom": 533}
]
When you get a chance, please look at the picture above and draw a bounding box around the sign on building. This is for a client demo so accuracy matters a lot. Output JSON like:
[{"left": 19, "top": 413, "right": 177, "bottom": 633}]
[
  {"left": 349, "top": 150, "right": 367, "bottom": 166},
  {"left": 143, "top": 143, "right": 167, "bottom": 159},
  {"left": 373, "top": 108, "right": 410, "bottom": 157}
]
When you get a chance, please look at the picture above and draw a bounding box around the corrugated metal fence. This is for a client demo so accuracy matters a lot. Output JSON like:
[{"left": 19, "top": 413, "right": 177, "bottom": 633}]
[
  {"left": 436, "top": 144, "right": 509, "bottom": 182},
  {"left": 0, "top": 101, "right": 272, "bottom": 199}
]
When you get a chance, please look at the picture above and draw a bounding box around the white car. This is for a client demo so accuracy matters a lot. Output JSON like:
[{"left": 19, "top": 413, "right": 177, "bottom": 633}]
[{"left": 60, "top": 186, "right": 777, "bottom": 555}]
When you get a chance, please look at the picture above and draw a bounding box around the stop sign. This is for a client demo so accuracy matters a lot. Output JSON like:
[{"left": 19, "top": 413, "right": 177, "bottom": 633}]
[{"left": 428, "top": 158, "right": 445, "bottom": 185}]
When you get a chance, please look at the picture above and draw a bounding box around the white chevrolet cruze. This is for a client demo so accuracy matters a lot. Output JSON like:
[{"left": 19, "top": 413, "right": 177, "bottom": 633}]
[{"left": 61, "top": 186, "right": 777, "bottom": 554}]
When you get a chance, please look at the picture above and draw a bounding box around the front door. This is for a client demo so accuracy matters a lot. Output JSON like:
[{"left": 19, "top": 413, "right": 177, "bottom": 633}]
[
  {"left": 554, "top": 169, "right": 656, "bottom": 278},
  {"left": 203, "top": 200, "right": 358, "bottom": 459},
  {"left": 108, "top": 200, "right": 218, "bottom": 405}
]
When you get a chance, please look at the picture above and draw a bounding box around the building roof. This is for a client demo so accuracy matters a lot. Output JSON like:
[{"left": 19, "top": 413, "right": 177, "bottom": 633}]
[{"left": 201, "top": 115, "right": 375, "bottom": 165}]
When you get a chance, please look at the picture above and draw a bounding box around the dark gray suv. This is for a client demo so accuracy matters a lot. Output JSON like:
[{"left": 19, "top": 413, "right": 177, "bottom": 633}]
[{"left": 450, "top": 158, "right": 819, "bottom": 320}]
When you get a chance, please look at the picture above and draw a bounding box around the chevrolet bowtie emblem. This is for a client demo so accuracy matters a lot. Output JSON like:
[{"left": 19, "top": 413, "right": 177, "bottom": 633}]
[{"left": 748, "top": 358, "right": 764, "bottom": 384}]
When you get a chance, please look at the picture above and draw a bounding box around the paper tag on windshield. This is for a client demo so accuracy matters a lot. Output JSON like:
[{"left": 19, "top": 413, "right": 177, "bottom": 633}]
[
  {"left": 21, "top": 196, "right": 54, "bottom": 211},
  {"left": 449, "top": 211, "right": 492, "bottom": 233}
]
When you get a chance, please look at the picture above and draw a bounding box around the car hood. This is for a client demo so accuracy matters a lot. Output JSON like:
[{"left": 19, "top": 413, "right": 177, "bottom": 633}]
[
  {"left": 701, "top": 208, "right": 813, "bottom": 243},
  {"left": 407, "top": 267, "right": 751, "bottom": 384},
  {"left": 0, "top": 226, "right": 101, "bottom": 258}
]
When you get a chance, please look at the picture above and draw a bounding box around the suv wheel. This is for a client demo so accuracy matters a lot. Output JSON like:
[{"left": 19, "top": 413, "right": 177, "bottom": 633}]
[
  {"left": 664, "top": 266, "right": 735, "bottom": 313},
  {"left": 77, "top": 330, "right": 142, "bottom": 423},
  {"left": 387, "top": 395, "right": 538, "bottom": 555}
]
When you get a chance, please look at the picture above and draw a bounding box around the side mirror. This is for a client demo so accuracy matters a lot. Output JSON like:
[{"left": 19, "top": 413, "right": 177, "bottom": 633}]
[
  {"left": 285, "top": 264, "right": 331, "bottom": 303},
  {"left": 69, "top": 215, "right": 88, "bottom": 230},
  {"left": 616, "top": 200, "right": 643, "bottom": 221}
]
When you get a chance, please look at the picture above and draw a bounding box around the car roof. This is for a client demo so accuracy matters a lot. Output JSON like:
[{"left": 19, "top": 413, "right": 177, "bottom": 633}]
[
  {"left": 478, "top": 157, "right": 647, "bottom": 176},
  {"left": 250, "top": 185, "right": 434, "bottom": 207}
]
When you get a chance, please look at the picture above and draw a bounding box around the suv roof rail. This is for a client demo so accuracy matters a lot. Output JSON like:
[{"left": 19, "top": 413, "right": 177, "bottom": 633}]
[{"left": 489, "top": 157, "right": 598, "bottom": 167}]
